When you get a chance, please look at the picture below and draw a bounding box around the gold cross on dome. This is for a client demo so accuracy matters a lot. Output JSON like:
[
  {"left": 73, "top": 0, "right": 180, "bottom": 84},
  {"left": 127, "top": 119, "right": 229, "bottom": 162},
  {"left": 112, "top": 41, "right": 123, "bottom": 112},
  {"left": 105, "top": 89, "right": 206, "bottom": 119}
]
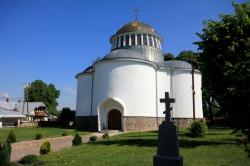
[{"left": 133, "top": 7, "right": 140, "bottom": 21}]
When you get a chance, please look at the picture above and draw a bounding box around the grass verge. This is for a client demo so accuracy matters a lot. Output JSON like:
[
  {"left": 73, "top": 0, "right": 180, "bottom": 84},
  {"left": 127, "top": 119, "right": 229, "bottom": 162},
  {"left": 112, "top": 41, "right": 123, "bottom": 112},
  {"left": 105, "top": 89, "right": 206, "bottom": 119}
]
[
  {"left": 38, "top": 128, "right": 250, "bottom": 166},
  {"left": 0, "top": 126, "right": 93, "bottom": 142}
]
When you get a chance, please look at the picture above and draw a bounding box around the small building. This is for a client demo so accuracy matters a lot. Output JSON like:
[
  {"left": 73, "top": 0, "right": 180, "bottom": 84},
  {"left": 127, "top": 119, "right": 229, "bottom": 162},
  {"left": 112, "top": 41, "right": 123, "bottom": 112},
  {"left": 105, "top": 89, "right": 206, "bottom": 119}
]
[
  {"left": 0, "top": 99, "right": 25, "bottom": 127},
  {"left": 16, "top": 102, "right": 50, "bottom": 121}
]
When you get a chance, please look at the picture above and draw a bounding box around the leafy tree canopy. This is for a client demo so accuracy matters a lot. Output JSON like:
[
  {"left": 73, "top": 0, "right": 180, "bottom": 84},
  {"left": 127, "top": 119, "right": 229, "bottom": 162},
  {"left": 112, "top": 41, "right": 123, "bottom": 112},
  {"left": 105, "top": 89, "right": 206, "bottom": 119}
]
[
  {"left": 27, "top": 80, "right": 60, "bottom": 114},
  {"left": 176, "top": 50, "right": 200, "bottom": 68},
  {"left": 163, "top": 53, "right": 175, "bottom": 61},
  {"left": 59, "top": 107, "right": 75, "bottom": 121},
  {"left": 194, "top": 1, "right": 250, "bottom": 129}
]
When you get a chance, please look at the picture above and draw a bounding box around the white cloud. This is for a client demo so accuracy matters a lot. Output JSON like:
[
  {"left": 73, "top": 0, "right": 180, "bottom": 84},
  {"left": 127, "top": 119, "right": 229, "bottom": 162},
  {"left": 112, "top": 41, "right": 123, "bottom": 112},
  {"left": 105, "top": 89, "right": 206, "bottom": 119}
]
[
  {"left": 0, "top": 93, "right": 10, "bottom": 98},
  {"left": 64, "top": 87, "right": 76, "bottom": 95}
]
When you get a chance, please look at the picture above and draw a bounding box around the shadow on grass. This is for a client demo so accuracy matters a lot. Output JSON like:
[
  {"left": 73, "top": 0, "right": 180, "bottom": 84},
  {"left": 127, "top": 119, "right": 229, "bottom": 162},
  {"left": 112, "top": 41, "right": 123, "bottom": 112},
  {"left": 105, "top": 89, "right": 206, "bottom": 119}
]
[
  {"left": 92, "top": 138, "right": 158, "bottom": 147},
  {"left": 91, "top": 134, "right": 239, "bottom": 148},
  {"left": 179, "top": 138, "right": 240, "bottom": 148}
]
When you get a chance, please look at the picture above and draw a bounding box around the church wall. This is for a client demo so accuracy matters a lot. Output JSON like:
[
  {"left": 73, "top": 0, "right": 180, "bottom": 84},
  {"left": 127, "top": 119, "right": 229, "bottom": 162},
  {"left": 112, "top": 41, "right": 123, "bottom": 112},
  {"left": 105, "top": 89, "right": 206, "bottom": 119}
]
[
  {"left": 171, "top": 70, "right": 203, "bottom": 118},
  {"left": 156, "top": 70, "right": 171, "bottom": 117},
  {"left": 124, "top": 116, "right": 165, "bottom": 131},
  {"left": 75, "top": 74, "right": 93, "bottom": 116},
  {"left": 92, "top": 60, "right": 157, "bottom": 117}
]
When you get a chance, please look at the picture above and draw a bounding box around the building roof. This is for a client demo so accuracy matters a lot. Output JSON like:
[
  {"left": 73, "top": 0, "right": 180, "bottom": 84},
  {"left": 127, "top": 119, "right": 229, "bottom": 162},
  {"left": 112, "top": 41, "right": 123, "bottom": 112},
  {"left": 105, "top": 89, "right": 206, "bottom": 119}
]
[
  {"left": 0, "top": 101, "right": 25, "bottom": 118},
  {"left": 102, "top": 49, "right": 148, "bottom": 61},
  {"left": 83, "top": 66, "right": 94, "bottom": 73},
  {"left": 16, "top": 102, "right": 48, "bottom": 116},
  {"left": 164, "top": 60, "right": 192, "bottom": 69},
  {"left": 0, "top": 101, "right": 17, "bottom": 110},
  {"left": 116, "top": 20, "right": 156, "bottom": 35}
]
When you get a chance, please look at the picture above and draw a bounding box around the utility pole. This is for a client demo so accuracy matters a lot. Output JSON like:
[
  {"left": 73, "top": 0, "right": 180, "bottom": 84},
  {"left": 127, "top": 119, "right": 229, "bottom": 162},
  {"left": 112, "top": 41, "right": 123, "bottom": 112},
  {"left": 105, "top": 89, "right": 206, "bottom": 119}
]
[
  {"left": 21, "top": 82, "right": 30, "bottom": 121},
  {"left": 191, "top": 55, "right": 196, "bottom": 121}
]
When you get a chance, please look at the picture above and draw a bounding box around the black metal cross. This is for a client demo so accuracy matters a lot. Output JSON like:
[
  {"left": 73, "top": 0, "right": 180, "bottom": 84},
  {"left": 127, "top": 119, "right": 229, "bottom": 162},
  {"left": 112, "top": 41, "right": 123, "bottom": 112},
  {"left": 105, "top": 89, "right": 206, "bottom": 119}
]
[
  {"left": 133, "top": 7, "right": 140, "bottom": 21},
  {"left": 160, "top": 92, "right": 175, "bottom": 122}
]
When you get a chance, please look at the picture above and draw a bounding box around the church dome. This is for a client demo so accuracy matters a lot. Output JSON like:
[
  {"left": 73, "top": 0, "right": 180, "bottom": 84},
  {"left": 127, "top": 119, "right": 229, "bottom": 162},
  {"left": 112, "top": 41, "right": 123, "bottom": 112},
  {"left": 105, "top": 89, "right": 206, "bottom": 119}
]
[
  {"left": 116, "top": 20, "right": 156, "bottom": 35},
  {"left": 102, "top": 49, "right": 147, "bottom": 61}
]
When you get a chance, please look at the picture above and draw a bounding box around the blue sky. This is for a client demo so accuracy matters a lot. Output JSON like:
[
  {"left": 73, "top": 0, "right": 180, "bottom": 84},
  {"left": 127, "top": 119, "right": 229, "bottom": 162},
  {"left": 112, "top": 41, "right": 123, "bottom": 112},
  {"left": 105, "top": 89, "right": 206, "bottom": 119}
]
[{"left": 0, "top": 0, "right": 247, "bottom": 110}]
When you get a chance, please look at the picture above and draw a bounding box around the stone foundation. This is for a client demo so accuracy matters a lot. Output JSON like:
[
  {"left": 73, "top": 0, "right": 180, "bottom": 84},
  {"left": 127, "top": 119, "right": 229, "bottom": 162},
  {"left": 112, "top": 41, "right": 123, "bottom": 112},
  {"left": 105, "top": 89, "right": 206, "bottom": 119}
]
[
  {"left": 124, "top": 116, "right": 165, "bottom": 132},
  {"left": 73, "top": 116, "right": 202, "bottom": 131},
  {"left": 124, "top": 117, "right": 200, "bottom": 131},
  {"left": 172, "top": 118, "right": 203, "bottom": 128},
  {"left": 73, "top": 116, "right": 98, "bottom": 130}
]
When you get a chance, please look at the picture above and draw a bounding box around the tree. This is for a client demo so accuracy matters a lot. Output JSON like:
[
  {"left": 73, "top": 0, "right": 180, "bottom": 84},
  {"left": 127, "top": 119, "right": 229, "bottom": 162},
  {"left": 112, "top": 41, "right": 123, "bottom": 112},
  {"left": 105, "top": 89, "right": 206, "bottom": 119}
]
[
  {"left": 176, "top": 50, "right": 200, "bottom": 68},
  {"left": 59, "top": 107, "right": 75, "bottom": 121},
  {"left": 27, "top": 80, "right": 60, "bottom": 114},
  {"left": 176, "top": 50, "right": 220, "bottom": 125},
  {"left": 163, "top": 53, "right": 175, "bottom": 61},
  {"left": 194, "top": 2, "right": 250, "bottom": 131}
]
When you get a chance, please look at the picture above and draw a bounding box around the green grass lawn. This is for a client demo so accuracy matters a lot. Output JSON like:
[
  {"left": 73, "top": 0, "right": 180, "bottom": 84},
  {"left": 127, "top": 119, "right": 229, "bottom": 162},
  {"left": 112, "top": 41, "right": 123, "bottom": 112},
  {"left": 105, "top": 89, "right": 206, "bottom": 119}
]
[
  {"left": 38, "top": 128, "right": 250, "bottom": 166},
  {"left": 0, "top": 126, "right": 93, "bottom": 142}
]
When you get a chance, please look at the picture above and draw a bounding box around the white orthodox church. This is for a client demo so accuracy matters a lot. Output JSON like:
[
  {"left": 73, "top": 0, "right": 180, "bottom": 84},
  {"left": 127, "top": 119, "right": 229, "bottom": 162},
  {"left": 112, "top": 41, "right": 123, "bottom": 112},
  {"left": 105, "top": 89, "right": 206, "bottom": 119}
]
[{"left": 74, "top": 17, "right": 203, "bottom": 132}]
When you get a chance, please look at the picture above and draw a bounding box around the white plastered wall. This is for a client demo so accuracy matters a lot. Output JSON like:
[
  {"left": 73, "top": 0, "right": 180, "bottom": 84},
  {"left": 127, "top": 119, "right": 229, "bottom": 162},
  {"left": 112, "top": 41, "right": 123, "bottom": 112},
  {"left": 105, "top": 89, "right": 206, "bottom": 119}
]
[
  {"left": 156, "top": 69, "right": 171, "bottom": 117},
  {"left": 171, "top": 70, "right": 203, "bottom": 118},
  {"left": 75, "top": 74, "right": 93, "bottom": 116},
  {"left": 92, "top": 60, "right": 157, "bottom": 117}
]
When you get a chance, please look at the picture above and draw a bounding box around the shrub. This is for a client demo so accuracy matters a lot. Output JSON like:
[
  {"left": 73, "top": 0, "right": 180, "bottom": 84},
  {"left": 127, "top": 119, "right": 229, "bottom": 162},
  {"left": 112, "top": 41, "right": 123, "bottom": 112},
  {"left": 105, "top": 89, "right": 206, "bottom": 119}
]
[
  {"left": 102, "top": 133, "right": 109, "bottom": 139},
  {"left": 7, "top": 130, "right": 16, "bottom": 143},
  {"left": 72, "top": 133, "right": 82, "bottom": 146},
  {"left": 189, "top": 120, "right": 208, "bottom": 137},
  {"left": 35, "top": 133, "right": 43, "bottom": 140},
  {"left": 89, "top": 135, "right": 98, "bottom": 142},
  {"left": 62, "top": 132, "right": 67, "bottom": 136},
  {"left": 19, "top": 154, "right": 38, "bottom": 164},
  {"left": 40, "top": 140, "right": 51, "bottom": 155},
  {"left": 0, "top": 142, "right": 11, "bottom": 165}
]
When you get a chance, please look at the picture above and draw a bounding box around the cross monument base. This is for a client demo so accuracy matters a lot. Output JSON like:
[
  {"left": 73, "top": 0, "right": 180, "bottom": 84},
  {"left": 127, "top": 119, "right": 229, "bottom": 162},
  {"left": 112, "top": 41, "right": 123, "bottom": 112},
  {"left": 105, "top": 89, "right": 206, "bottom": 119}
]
[
  {"left": 153, "top": 155, "right": 183, "bottom": 166},
  {"left": 153, "top": 121, "right": 183, "bottom": 166}
]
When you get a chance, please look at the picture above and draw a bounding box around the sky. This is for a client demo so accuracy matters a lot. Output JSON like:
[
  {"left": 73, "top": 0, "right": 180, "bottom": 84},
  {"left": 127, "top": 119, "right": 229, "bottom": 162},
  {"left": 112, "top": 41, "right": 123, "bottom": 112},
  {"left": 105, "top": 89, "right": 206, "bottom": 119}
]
[{"left": 0, "top": 0, "right": 247, "bottom": 110}]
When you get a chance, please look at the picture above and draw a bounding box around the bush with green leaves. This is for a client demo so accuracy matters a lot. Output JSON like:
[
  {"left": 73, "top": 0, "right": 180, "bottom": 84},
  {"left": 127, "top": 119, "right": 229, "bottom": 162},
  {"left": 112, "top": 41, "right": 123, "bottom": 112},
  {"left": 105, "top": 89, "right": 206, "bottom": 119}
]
[
  {"left": 72, "top": 133, "right": 82, "bottom": 146},
  {"left": 40, "top": 140, "right": 51, "bottom": 155},
  {"left": 62, "top": 132, "right": 67, "bottom": 136},
  {"left": 89, "top": 135, "right": 98, "bottom": 142},
  {"left": 102, "top": 133, "right": 109, "bottom": 139},
  {"left": 19, "top": 154, "right": 38, "bottom": 164},
  {"left": 35, "top": 133, "right": 43, "bottom": 140},
  {"left": 0, "top": 142, "right": 11, "bottom": 165},
  {"left": 7, "top": 130, "right": 16, "bottom": 143},
  {"left": 189, "top": 120, "right": 208, "bottom": 137}
]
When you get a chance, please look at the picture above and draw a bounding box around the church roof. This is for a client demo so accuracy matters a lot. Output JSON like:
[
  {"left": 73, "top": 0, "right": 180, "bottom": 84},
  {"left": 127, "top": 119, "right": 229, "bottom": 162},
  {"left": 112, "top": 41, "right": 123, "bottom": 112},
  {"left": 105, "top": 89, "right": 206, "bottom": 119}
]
[
  {"left": 102, "top": 49, "right": 148, "bottom": 61},
  {"left": 116, "top": 20, "right": 156, "bottom": 35},
  {"left": 164, "top": 60, "right": 192, "bottom": 69},
  {"left": 83, "top": 66, "right": 94, "bottom": 73}
]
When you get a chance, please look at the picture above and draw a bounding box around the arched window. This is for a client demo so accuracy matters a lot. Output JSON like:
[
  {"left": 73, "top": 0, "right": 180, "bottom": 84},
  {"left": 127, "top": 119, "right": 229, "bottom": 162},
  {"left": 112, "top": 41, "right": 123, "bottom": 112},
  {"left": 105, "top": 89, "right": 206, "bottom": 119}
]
[
  {"left": 120, "top": 36, "right": 124, "bottom": 48},
  {"left": 131, "top": 34, "right": 135, "bottom": 45},
  {"left": 148, "top": 35, "right": 153, "bottom": 46},
  {"left": 137, "top": 34, "right": 141, "bottom": 45},
  {"left": 143, "top": 34, "right": 147, "bottom": 45}
]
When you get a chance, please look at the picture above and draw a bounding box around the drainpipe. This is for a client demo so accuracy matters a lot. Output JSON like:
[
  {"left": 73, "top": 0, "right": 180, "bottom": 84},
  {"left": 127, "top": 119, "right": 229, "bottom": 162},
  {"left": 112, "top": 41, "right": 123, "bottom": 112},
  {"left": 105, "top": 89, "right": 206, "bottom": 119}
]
[
  {"left": 170, "top": 68, "right": 174, "bottom": 119},
  {"left": 191, "top": 55, "right": 196, "bottom": 121}
]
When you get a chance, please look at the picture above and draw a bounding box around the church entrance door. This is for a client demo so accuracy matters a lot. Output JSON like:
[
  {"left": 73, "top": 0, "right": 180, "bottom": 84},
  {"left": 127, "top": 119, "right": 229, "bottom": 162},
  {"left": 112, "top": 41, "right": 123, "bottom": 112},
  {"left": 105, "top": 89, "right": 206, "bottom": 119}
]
[{"left": 108, "top": 109, "right": 121, "bottom": 130}]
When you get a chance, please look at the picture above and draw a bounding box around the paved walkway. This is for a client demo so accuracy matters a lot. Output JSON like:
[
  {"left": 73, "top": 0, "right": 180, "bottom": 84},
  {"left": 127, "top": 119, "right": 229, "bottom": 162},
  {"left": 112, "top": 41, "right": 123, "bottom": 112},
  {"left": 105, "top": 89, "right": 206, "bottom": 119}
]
[{"left": 11, "top": 131, "right": 124, "bottom": 162}]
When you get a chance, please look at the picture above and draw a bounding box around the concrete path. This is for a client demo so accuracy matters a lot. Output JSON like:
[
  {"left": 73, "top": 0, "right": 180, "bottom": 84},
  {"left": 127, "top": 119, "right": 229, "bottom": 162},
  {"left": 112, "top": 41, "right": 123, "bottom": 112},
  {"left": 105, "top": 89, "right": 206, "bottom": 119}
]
[{"left": 11, "top": 131, "right": 124, "bottom": 162}]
